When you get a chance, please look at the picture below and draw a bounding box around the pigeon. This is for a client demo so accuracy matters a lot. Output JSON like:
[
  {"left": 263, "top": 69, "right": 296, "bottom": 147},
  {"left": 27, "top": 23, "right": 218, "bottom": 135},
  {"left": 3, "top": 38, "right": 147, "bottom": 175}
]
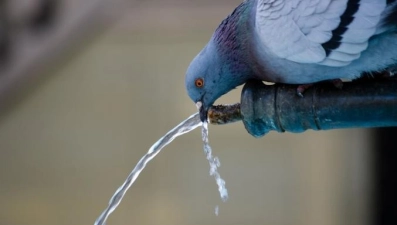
[{"left": 185, "top": 0, "right": 397, "bottom": 121}]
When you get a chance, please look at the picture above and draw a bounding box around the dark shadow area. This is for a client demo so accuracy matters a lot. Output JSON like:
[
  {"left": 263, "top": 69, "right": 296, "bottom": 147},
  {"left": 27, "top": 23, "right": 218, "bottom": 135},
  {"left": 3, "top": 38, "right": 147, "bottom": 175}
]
[{"left": 373, "top": 127, "right": 397, "bottom": 225}]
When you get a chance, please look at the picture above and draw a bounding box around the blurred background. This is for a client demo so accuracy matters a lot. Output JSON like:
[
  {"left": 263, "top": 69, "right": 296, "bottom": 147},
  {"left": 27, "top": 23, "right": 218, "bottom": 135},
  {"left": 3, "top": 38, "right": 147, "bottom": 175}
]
[{"left": 0, "top": 1, "right": 395, "bottom": 225}]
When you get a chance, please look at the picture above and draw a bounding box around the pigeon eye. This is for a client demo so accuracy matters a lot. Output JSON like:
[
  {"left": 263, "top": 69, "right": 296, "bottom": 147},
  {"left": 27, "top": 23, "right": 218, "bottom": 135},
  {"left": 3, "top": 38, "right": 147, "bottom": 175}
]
[{"left": 195, "top": 78, "right": 204, "bottom": 88}]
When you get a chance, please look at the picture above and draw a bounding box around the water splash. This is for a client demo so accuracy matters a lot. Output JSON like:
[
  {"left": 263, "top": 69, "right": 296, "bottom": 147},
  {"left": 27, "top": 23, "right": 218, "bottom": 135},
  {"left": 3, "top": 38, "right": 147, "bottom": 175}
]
[
  {"left": 94, "top": 113, "right": 228, "bottom": 225},
  {"left": 95, "top": 113, "right": 201, "bottom": 225},
  {"left": 202, "top": 122, "right": 229, "bottom": 203}
]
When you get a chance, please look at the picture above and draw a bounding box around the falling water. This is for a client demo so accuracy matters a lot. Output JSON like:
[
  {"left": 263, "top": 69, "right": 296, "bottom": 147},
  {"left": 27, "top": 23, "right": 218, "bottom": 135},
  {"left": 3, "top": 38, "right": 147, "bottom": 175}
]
[
  {"left": 94, "top": 112, "right": 228, "bottom": 225},
  {"left": 201, "top": 121, "right": 228, "bottom": 202}
]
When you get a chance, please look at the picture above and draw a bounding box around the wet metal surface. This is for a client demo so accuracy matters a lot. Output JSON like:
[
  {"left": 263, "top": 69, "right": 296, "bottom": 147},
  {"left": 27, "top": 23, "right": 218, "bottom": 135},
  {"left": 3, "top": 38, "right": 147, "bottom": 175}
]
[
  {"left": 209, "top": 79, "right": 397, "bottom": 138},
  {"left": 208, "top": 103, "right": 241, "bottom": 125}
]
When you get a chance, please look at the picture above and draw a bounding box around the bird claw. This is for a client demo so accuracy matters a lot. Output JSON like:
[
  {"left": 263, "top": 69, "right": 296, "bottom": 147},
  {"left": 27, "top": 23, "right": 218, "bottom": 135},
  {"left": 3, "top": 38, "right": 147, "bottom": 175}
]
[
  {"left": 331, "top": 79, "right": 344, "bottom": 89},
  {"left": 296, "top": 79, "right": 343, "bottom": 97},
  {"left": 296, "top": 84, "right": 313, "bottom": 97}
]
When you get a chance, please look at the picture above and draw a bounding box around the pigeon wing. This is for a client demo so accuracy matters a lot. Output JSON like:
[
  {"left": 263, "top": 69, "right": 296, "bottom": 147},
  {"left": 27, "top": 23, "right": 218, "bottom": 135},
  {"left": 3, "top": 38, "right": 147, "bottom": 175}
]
[{"left": 255, "top": 0, "right": 387, "bottom": 66}]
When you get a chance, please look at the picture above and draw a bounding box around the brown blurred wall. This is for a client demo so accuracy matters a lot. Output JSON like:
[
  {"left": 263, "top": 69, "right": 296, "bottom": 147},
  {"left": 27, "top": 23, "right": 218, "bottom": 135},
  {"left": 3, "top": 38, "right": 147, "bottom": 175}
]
[{"left": 0, "top": 1, "right": 372, "bottom": 225}]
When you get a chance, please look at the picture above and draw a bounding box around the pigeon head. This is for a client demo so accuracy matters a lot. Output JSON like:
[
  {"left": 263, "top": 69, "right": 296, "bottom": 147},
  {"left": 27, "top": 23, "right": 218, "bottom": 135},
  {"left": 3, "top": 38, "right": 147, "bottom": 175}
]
[
  {"left": 185, "top": 1, "right": 254, "bottom": 122},
  {"left": 185, "top": 40, "right": 250, "bottom": 122},
  {"left": 185, "top": 43, "right": 232, "bottom": 122}
]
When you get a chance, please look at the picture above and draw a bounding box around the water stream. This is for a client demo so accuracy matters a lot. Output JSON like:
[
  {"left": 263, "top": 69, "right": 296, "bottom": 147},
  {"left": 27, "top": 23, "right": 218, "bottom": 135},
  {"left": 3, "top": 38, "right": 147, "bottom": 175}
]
[
  {"left": 201, "top": 121, "right": 228, "bottom": 202},
  {"left": 94, "top": 112, "right": 228, "bottom": 225}
]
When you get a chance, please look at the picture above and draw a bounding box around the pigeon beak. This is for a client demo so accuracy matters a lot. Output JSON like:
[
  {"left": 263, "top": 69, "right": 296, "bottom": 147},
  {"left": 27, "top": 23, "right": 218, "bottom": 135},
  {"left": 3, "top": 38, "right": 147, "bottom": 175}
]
[{"left": 196, "top": 101, "right": 208, "bottom": 122}]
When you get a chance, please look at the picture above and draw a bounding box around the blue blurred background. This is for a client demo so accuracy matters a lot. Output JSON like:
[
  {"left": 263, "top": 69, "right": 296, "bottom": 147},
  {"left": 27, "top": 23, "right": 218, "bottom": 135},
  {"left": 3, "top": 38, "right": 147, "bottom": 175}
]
[{"left": 0, "top": 1, "right": 384, "bottom": 225}]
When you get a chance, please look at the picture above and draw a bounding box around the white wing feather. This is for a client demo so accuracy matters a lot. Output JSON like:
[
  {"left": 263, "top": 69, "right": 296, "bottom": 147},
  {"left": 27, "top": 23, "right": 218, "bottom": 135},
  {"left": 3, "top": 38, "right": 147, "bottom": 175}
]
[{"left": 255, "top": 0, "right": 387, "bottom": 66}]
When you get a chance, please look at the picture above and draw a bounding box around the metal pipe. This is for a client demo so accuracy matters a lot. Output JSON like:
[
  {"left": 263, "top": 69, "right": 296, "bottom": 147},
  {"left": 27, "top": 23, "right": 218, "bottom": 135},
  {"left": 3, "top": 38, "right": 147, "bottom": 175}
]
[
  {"left": 208, "top": 103, "right": 241, "bottom": 125},
  {"left": 208, "top": 79, "right": 397, "bottom": 138}
]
